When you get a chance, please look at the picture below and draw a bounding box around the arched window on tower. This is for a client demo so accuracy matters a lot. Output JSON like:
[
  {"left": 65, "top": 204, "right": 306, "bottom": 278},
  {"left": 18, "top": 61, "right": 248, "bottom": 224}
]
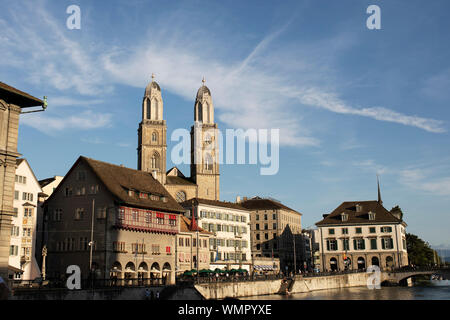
[
  {"left": 197, "top": 103, "right": 203, "bottom": 122},
  {"left": 205, "top": 102, "right": 210, "bottom": 123},
  {"left": 152, "top": 98, "right": 159, "bottom": 120},
  {"left": 204, "top": 154, "right": 213, "bottom": 171},
  {"left": 146, "top": 98, "right": 151, "bottom": 120},
  {"left": 152, "top": 132, "right": 158, "bottom": 143},
  {"left": 151, "top": 152, "right": 160, "bottom": 170}
]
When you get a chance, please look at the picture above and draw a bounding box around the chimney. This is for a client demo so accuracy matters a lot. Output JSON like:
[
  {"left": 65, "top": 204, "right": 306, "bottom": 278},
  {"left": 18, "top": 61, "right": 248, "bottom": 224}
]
[
  {"left": 236, "top": 196, "right": 241, "bottom": 203},
  {"left": 243, "top": 197, "right": 248, "bottom": 201},
  {"left": 151, "top": 170, "right": 157, "bottom": 179}
]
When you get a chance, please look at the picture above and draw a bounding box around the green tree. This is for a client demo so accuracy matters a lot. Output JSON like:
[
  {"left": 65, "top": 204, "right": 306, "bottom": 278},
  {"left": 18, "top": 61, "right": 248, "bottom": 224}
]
[{"left": 406, "top": 233, "right": 435, "bottom": 266}]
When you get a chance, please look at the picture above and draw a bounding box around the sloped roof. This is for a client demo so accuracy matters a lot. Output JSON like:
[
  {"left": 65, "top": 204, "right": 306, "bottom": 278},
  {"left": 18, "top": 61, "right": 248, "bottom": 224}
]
[
  {"left": 180, "top": 198, "right": 249, "bottom": 211},
  {"left": 179, "top": 215, "right": 212, "bottom": 234},
  {"left": 240, "top": 197, "right": 302, "bottom": 215},
  {"left": 166, "top": 175, "right": 196, "bottom": 186},
  {"left": 316, "top": 201, "right": 403, "bottom": 226},
  {"left": 0, "top": 81, "right": 44, "bottom": 108},
  {"left": 81, "top": 157, "right": 185, "bottom": 213}
]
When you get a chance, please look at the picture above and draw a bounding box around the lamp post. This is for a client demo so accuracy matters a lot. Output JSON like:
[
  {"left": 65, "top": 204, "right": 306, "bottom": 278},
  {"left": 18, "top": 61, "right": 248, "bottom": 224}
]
[{"left": 41, "top": 245, "right": 47, "bottom": 280}]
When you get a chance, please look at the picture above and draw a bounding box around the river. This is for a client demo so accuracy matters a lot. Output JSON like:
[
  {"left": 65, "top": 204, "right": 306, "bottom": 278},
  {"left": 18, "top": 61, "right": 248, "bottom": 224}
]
[{"left": 243, "top": 280, "right": 450, "bottom": 300}]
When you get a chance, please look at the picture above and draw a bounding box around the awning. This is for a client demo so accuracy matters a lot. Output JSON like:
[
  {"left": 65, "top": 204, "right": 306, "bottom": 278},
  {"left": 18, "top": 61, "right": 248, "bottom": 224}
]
[{"left": 253, "top": 265, "right": 274, "bottom": 271}]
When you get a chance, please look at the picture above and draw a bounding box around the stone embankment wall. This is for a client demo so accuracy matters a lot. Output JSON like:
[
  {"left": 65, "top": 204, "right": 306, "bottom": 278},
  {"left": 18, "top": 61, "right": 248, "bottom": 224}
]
[{"left": 195, "top": 272, "right": 372, "bottom": 299}]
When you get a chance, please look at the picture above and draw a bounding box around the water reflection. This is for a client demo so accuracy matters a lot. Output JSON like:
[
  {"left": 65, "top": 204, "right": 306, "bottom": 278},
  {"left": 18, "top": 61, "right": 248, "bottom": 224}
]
[{"left": 243, "top": 283, "right": 450, "bottom": 300}]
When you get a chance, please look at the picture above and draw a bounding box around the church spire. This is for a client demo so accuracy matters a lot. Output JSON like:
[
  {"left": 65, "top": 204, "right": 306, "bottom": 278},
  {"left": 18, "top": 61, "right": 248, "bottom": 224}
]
[{"left": 377, "top": 174, "right": 382, "bottom": 205}]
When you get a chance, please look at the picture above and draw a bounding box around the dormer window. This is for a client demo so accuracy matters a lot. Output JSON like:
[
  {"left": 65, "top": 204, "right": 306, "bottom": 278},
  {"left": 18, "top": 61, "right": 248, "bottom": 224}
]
[
  {"left": 341, "top": 213, "right": 349, "bottom": 222},
  {"left": 355, "top": 204, "right": 362, "bottom": 212},
  {"left": 368, "top": 211, "right": 376, "bottom": 221}
]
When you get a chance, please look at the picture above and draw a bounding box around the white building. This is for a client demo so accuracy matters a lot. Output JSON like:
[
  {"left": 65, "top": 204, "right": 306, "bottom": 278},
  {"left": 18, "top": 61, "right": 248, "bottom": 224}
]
[
  {"left": 180, "top": 198, "right": 252, "bottom": 271},
  {"left": 9, "top": 159, "right": 42, "bottom": 280}
]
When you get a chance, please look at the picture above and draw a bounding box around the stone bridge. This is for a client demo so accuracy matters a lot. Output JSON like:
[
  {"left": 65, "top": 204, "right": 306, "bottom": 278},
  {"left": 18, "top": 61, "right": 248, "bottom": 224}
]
[{"left": 381, "top": 268, "right": 448, "bottom": 285}]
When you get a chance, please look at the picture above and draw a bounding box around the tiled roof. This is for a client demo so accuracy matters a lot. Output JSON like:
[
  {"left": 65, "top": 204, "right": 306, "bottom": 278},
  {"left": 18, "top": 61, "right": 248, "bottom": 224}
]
[
  {"left": 53, "top": 157, "right": 185, "bottom": 213},
  {"left": 180, "top": 198, "right": 249, "bottom": 211},
  {"left": 240, "top": 197, "right": 302, "bottom": 215},
  {"left": 0, "top": 81, "right": 44, "bottom": 107},
  {"left": 166, "top": 176, "right": 196, "bottom": 186},
  {"left": 179, "top": 215, "right": 212, "bottom": 234},
  {"left": 315, "top": 201, "right": 402, "bottom": 226}
]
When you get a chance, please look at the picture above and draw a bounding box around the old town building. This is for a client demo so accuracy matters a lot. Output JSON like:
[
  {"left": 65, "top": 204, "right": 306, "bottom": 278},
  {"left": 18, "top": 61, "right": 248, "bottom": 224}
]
[
  {"left": 180, "top": 198, "right": 252, "bottom": 272},
  {"left": 138, "top": 76, "right": 220, "bottom": 202},
  {"left": 239, "top": 196, "right": 305, "bottom": 273},
  {"left": 9, "top": 159, "right": 42, "bottom": 280},
  {"left": 43, "top": 156, "right": 185, "bottom": 285},
  {"left": 315, "top": 189, "right": 408, "bottom": 272},
  {"left": 0, "top": 82, "right": 45, "bottom": 281},
  {"left": 176, "top": 215, "right": 212, "bottom": 275}
]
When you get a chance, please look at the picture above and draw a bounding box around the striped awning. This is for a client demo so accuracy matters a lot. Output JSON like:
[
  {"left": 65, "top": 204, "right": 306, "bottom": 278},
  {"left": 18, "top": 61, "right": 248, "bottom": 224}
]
[{"left": 253, "top": 265, "right": 275, "bottom": 271}]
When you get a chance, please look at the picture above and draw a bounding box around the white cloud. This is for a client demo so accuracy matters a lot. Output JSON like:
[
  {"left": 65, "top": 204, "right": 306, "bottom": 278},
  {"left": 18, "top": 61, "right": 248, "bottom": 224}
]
[
  {"left": 21, "top": 110, "right": 113, "bottom": 134},
  {"left": 292, "top": 88, "right": 446, "bottom": 133},
  {"left": 400, "top": 168, "right": 450, "bottom": 196}
]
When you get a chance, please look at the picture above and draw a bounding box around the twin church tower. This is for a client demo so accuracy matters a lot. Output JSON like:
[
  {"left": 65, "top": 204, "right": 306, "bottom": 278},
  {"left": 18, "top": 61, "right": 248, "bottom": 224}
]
[{"left": 137, "top": 75, "right": 220, "bottom": 202}]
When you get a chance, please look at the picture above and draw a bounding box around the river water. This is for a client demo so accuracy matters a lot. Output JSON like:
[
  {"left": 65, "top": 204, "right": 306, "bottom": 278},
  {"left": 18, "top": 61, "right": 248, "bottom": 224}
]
[{"left": 243, "top": 280, "right": 450, "bottom": 300}]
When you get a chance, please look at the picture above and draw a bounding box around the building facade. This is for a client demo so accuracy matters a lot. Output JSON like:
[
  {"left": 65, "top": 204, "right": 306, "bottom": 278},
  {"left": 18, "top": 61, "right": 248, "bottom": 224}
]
[
  {"left": 180, "top": 198, "right": 251, "bottom": 272},
  {"left": 315, "top": 200, "right": 408, "bottom": 272},
  {"left": 176, "top": 215, "right": 212, "bottom": 275},
  {"left": 43, "top": 156, "right": 185, "bottom": 285},
  {"left": 9, "top": 159, "right": 42, "bottom": 280},
  {"left": 137, "top": 76, "right": 220, "bottom": 202},
  {"left": 0, "top": 82, "right": 44, "bottom": 281},
  {"left": 239, "top": 197, "right": 305, "bottom": 274},
  {"left": 35, "top": 175, "right": 63, "bottom": 268}
]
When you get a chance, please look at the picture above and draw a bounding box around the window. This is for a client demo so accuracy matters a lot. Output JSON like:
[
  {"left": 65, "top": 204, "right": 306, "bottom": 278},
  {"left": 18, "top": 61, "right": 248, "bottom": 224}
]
[
  {"left": 118, "top": 208, "right": 125, "bottom": 220},
  {"left": 381, "top": 226, "right": 392, "bottom": 233},
  {"left": 264, "top": 214, "right": 268, "bottom": 220},
  {"left": 169, "top": 215, "right": 176, "bottom": 226},
  {"left": 204, "top": 154, "right": 213, "bottom": 171},
  {"left": 65, "top": 187, "right": 73, "bottom": 197},
  {"left": 256, "top": 234, "right": 260, "bottom": 240},
  {"left": 132, "top": 210, "right": 139, "bottom": 222},
  {"left": 75, "top": 208, "right": 85, "bottom": 221},
  {"left": 256, "top": 214, "right": 259, "bottom": 221},
  {"left": 368, "top": 212, "right": 376, "bottom": 220},
  {"left": 166, "top": 246, "right": 171, "bottom": 254},
  {"left": 326, "top": 239, "right": 338, "bottom": 251},
  {"left": 370, "top": 238, "right": 377, "bottom": 249},
  {"left": 152, "top": 132, "right": 158, "bottom": 142},
  {"left": 342, "top": 239, "right": 350, "bottom": 250},
  {"left": 10, "top": 245, "right": 18, "bottom": 256},
  {"left": 273, "top": 213, "right": 277, "bottom": 219},
  {"left": 381, "top": 238, "right": 394, "bottom": 249},
  {"left": 53, "top": 209, "right": 62, "bottom": 221},
  {"left": 256, "top": 224, "right": 259, "bottom": 230},
  {"left": 264, "top": 223, "right": 268, "bottom": 230},
  {"left": 156, "top": 213, "right": 164, "bottom": 224},
  {"left": 341, "top": 213, "right": 348, "bottom": 222},
  {"left": 369, "top": 227, "right": 376, "bottom": 233},
  {"left": 342, "top": 228, "right": 348, "bottom": 235},
  {"left": 14, "top": 190, "right": 19, "bottom": 200},
  {"left": 273, "top": 223, "right": 277, "bottom": 229},
  {"left": 355, "top": 227, "right": 362, "bottom": 234},
  {"left": 353, "top": 238, "right": 365, "bottom": 250},
  {"left": 264, "top": 233, "right": 268, "bottom": 240},
  {"left": 329, "top": 228, "right": 335, "bottom": 235},
  {"left": 13, "top": 208, "right": 18, "bottom": 217},
  {"left": 152, "top": 244, "right": 160, "bottom": 254},
  {"left": 97, "top": 207, "right": 107, "bottom": 219}
]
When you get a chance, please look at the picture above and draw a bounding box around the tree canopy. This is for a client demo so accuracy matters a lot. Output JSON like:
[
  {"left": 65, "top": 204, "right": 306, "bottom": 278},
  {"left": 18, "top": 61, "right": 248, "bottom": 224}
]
[{"left": 406, "top": 233, "right": 436, "bottom": 266}]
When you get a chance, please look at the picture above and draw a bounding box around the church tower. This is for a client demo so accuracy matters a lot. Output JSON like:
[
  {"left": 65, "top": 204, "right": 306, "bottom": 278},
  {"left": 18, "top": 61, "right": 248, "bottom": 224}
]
[
  {"left": 138, "top": 74, "right": 167, "bottom": 184},
  {"left": 190, "top": 78, "right": 220, "bottom": 200}
]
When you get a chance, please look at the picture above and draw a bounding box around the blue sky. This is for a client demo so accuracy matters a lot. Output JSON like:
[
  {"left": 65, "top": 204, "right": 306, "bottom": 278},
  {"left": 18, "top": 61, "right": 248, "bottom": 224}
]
[{"left": 1, "top": 0, "right": 449, "bottom": 248}]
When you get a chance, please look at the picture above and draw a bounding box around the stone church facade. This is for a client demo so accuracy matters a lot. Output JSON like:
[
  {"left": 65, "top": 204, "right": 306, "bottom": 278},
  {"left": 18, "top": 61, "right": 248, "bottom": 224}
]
[{"left": 137, "top": 76, "right": 220, "bottom": 202}]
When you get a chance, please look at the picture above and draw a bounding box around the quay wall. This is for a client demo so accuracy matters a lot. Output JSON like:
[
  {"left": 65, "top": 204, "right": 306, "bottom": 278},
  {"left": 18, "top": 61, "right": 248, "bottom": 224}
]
[{"left": 195, "top": 272, "right": 372, "bottom": 299}]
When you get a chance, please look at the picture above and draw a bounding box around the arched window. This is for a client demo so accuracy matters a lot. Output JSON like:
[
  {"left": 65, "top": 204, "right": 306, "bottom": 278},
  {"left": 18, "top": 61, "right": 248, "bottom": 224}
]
[
  {"left": 330, "top": 257, "right": 338, "bottom": 271},
  {"left": 197, "top": 103, "right": 203, "bottom": 122},
  {"left": 146, "top": 98, "right": 151, "bottom": 119},
  {"left": 204, "top": 154, "right": 213, "bottom": 171},
  {"left": 152, "top": 98, "right": 159, "bottom": 120},
  {"left": 357, "top": 257, "right": 366, "bottom": 270},
  {"left": 152, "top": 132, "right": 158, "bottom": 143},
  {"left": 205, "top": 102, "right": 210, "bottom": 123},
  {"left": 151, "top": 152, "right": 160, "bottom": 169},
  {"left": 175, "top": 191, "right": 186, "bottom": 202}
]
